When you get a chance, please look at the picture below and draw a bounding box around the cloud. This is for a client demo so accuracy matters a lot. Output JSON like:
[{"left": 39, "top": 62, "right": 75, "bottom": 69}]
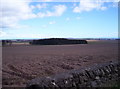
[
  {"left": 1, "top": 0, "right": 117, "bottom": 29},
  {"left": 0, "top": 0, "right": 36, "bottom": 28},
  {"left": 30, "top": 3, "right": 47, "bottom": 10},
  {"left": 73, "top": 0, "right": 118, "bottom": 13},
  {"left": 37, "top": 5, "right": 67, "bottom": 17},
  {"left": 53, "top": 5, "right": 67, "bottom": 16},
  {"left": 1, "top": 0, "right": 67, "bottom": 28}
]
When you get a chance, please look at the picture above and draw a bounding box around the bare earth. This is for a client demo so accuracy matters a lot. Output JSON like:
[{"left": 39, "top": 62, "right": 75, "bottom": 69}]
[{"left": 2, "top": 40, "right": 118, "bottom": 87}]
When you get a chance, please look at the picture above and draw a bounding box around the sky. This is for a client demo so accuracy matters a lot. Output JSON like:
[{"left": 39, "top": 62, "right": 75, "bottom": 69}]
[{"left": 0, "top": 0, "right": 119, "bottom": 39}]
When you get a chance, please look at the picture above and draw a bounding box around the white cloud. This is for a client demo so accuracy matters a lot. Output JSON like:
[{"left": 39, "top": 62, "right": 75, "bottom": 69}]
[
  {"left": 73, "top": 0, "right": 105, "bottom": 13},
  {"left": 49, "top": 21, "right": 56, "bottom": 24},
  {"left": 73, "top": 0, "right": 118, "bottom": 13},
  {"left": 1, "top": 0, "right": 67, "bottom": 28},
  {"left": 30, "top": 3, "right": 47, "bottom": 10},
  {"left": 53, "top": 5, "right": 67, "bottom": 16},
  {"left": 37, "top": 5, "right": 67, "bottom": 17},
  {"left": 0, "top": 0, "right": 36, "bottom": 28},
  {"left": 1, "top": 0, "right": 117, "bottom": 29}
]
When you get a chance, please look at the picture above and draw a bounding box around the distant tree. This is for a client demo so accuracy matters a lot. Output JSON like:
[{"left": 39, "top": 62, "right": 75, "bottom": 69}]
[
  {"left": 30, "top": 38, "right": 88, "bottom": 45},
  {"left": 2, "top": 40, "right": 12, "bottom": 46}
]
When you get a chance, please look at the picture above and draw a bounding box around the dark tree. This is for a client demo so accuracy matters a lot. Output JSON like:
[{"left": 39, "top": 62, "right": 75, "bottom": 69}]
[
  {"left": 2, "top": 40, "right": 12, "bottom": 46},
  {"left": 30, "top": 38, "right": 88, "bottom": 45}
]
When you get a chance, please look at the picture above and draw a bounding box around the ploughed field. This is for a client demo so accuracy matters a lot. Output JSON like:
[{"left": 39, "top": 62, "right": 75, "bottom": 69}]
[{"left": 2, "top": 40, "right": 118, "bottom": 87}]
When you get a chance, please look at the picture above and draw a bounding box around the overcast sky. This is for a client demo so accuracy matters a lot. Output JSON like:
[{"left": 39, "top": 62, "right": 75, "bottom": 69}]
[{"left": 0, "top": 0, "right": 119, "bottom": 39}]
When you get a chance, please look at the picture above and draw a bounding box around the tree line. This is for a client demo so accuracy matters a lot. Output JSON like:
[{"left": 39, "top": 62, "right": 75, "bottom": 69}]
[{"left": 30, "top": 38, "right": 88, "bottom": 45}]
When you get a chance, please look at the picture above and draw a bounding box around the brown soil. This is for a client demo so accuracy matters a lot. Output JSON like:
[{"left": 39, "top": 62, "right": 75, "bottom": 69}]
[{"left": 2, "top": 40, "right": 118, "bottom": 87}]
